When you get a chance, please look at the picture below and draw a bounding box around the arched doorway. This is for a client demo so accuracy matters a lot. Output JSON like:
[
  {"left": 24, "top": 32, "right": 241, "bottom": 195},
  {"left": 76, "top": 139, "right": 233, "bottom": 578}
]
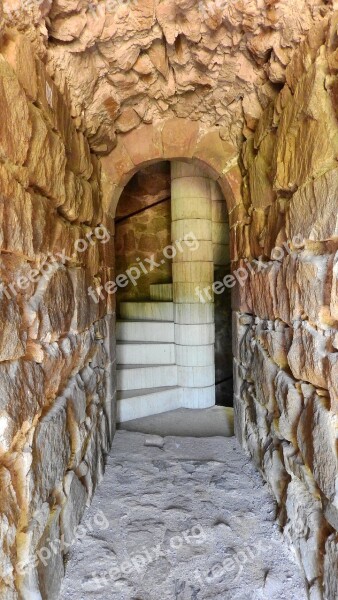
[{"left": 100, "top": 119, "right": 242, "bottom": 422}]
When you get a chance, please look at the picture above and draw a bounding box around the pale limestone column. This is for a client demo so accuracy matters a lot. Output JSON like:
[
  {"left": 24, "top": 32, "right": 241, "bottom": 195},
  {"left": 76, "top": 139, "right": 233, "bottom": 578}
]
[{"left": 171, "top": 161, "right": 215, "bottom": 408}]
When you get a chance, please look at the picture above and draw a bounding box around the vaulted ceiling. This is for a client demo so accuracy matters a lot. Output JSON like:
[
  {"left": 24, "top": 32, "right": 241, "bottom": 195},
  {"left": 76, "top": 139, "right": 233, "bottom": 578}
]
[{"left": 3, "top": 0, "right": 335, "bottom": 152}]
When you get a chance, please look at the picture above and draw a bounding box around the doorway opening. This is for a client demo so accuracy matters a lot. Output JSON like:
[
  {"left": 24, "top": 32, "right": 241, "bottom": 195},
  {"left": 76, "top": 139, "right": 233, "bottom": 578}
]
[{"left": 114, "top": 160, "right": 232, "bottom": 422}]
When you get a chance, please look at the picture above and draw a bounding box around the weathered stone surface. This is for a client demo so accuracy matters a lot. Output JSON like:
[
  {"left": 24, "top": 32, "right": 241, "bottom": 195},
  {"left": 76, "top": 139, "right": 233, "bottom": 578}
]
[
  {"left": 45, "top": 0, "right": 333, "bottom": 152},
  {"left": 0, "top": 292, "right": 25, "bottom": 361},
  {"left": 27, "top": 267, "right": 75, "bottom": 342},
  {"left": 287, "top": 169, "right": 338, "bottom": 242},
  {"left": 0, "top": 56, "right": 32, "bottom": 165},
  {"left": 287, "top": 322, "right": 332, "bottom": 390},
  {"left": 284, "top": 477, "right": 327, "bottom": 583},
  {"left": 275, "top": 371, "right": 303, "bottom": 448},
  {"left": 32, "top": 400, "right": 71, "bottom": 508},
  {"left": 61, "top": 472, "right": 87, "bottom": 548},
  {"left": 0, "top": 360, "right": 45, "bottom": 455},
  {"left": 36, "top": 506, "right": 65, "bottom": 600},
  {"left": 297, "top": 393, "right": 338, "bottom": 502},
  {"left": 0, "top": 163, "right": 34, "bottom": 259},
  {"left": 257, "top": 320, "right": 293, "bottom": 369},
  {"left": 1, "top": 28, "right": 38, "bottom": 101},
  {"left": 26, "top": 104, "right": 66, "bottom": 205},
  {"left": 60, "top": 170, "right": 93, "bottom": 223},
  {"left": 275, "top": 56, "right": 338, "bottom": 192},
  {"left": 324, "top": 534, "right": 338, "bottom": 600}
]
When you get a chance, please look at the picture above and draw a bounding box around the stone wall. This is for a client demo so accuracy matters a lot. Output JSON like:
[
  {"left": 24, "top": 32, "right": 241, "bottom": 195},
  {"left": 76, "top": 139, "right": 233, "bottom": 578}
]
[
  {"left": 115, "top": 163, "right": 171, "bottom": 304},
  {"left": 234, "top": 14, "right": 338, "bottom": 599},
  {"left": 0, "top": 30, "right": 115, "bottom": 600}
]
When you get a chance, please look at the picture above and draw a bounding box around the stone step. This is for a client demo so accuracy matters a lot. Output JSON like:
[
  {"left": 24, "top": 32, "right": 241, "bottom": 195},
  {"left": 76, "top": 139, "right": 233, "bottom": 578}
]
[
  {"left": 117, "top": 365, "right": 178, "bottom": 391},
  {"left": 150, "top": 283, "right": 173, "bottom": 301},
  {"left": 119, "top": 302, "right": 174, "bottom": 322},
  {"left": 117, "top": 386, "right": 182, "bottom": 423},
  {"left": 116, "top": 320, "right": 175, "bottom": 343},
  {"left": 117, "top": 342, "right": 176, "bottom": 365}
]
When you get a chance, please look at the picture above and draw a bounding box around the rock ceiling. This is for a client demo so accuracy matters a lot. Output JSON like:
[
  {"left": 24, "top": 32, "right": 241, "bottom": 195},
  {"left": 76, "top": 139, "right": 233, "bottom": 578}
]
[{"left": 2, "top": 0, "right": 336, "bottom": 152}]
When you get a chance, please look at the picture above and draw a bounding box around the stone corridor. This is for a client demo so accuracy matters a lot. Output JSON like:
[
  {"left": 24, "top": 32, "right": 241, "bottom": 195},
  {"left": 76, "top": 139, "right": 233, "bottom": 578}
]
[
  {"left": 1, "top": 1, "right": 338, "bottom": 599},
  {"left": 60, "top": 427, "right": 307, "bottom": 600}
]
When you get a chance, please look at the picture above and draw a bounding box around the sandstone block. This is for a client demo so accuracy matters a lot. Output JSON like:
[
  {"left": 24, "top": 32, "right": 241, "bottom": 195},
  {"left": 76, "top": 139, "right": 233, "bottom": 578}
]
[
  {"left": 60, "top": 472, "right": 87, "bottom": 548},
  {"left": 173, "top": 240, "right": 213, "bottom": 263},
  {"left": 324, "top": 534, "right": 338, "bottom": 600},
  {"left": 0, "top": 56, "right": 32, "bottom": 165},
  {"left": 28, "top": 267, "right": 75, "bottom": 342},
  {"left": 26, "top": 105, "right": 66, "bottom": 206},
  {"left": 218, "top": 165, "right": 242, "bottom": 213},
  {"left": 0, "top": 360, "right": 45, "bottom": 455},
  {"left": 287, "top": 169, "right": 338, "bottom": 242},
  {"left": 172, "top": 219, "right": 212, "bottom": 241},
  {"left": 297, "top": 392, "right": 338, "bottom": 502},
  {"left": 275, "top": 57, "right": 338, "bottom": 192},
  {"left": 1, "top": 29, "right": 38, "bottom": 101},
  {"left": 288, "top": 322, "right": 332, "bottom": 390},
  {"left": 0, "top": 164, "right": 34, "bottom": 259},
  {"left": 284, "top": 477, "right": 327, "bottom": 583},
  {"left": 193, "top": 131, "right": 237, "bottom": 178},
  {"left": 275, "top": 370, "right": 303, "bottom": 447},
  {"left": 171, "top": 177, "right": 212, "bottom": 201},
  {"left": 171, "top": 195, "right": 212, "bottom": 220},
  {"left": 173, "top": 282, "right": 213, "bottom": 303},
  {"left": 67, "top": 127, "right": 93, "bottom": 180},
  {"left": 172, "top": 262, "right": 213, "bottom": 283},
  {"left": 250, "top": 342, "right": 279, "bottom": 415},
  {"left": 36, "top": 506, "right": 65, "bottom": 600},
  {"left": 32, "top": 400, "right": 71, "bottom": 508},
  {"left": 122, "top": 123, "right": 163, "bottom": 167},
  {"left": 0, "top": 293, "right": 25, "bottom": 362},
  {"left": 61, "top": 170, "right": 94, "bottom": 223},
  {"left": 162, "top": 119, "right": 200, "bottom": 159}
]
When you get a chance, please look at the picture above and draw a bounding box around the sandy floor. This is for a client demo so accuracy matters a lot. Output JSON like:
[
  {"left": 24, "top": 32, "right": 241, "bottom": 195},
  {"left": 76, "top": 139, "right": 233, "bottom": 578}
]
[{"left": 60, "top": 431, "right": 307, "bottom": 600}]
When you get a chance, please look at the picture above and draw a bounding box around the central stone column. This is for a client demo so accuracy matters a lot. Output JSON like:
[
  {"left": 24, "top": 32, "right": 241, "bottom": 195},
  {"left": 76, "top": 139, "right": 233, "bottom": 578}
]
[{"left": 171, "top": 161, "right": 215, "bottom": 408}]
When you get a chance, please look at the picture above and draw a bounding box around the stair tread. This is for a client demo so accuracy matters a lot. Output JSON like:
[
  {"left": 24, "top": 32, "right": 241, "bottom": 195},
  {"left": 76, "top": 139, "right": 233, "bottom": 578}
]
[
  {"left": 117, "top": 341, "right": 175, "bottom": 345},
  {"left": 117, "top": 364, "right": 176, "bottom": 370},
  {"left": 117, "top": 386, "right": 180, "bottom": 400},
  {"left": 120, "top": 301, "right": 173, "bottom": 306},
  {"left": 117, "top": 320, "right": 174, "bottom": 324}
]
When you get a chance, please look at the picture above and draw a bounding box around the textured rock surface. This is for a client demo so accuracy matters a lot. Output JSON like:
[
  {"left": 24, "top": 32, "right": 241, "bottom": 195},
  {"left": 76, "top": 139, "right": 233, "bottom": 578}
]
[
  {"left": 0, "top": 30, "right": 116, "bottom": 600},
  {"left": 60, "top": 431, "right": 307, "bottom": 600},
  {"left": 1, "top": 3, "right": 338, "bottom": 599},
  {"left": 3, "top": 0, "right": 331, "bottom": 153}
]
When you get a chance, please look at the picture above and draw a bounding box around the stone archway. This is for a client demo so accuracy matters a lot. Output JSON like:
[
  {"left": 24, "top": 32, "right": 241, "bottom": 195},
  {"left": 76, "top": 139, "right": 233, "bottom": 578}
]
[
  {"left": 101, "top": 119, "right": 243, "bottom": 420},
  {"left": 100, "top": 118, "right": 242, "bottom": 219}
]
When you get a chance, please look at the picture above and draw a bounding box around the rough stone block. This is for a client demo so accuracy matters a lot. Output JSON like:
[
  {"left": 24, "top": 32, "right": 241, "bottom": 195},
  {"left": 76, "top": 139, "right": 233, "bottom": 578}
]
[
  {"left": 26, "top": 104, "right": 66, "bottom": 206},
  {"left": 32, "top": 400, "right": 71, "bottom": 508},
  {"left": 275, "top": 370, "right": 303, "bottom": 447},
  {"left": 288, "top": 322, "right": 332, "bottom": 390},
  {"left": 297, "top": 393, "right": 338, "bottom": 502},
  {"left": 0, "top": 56, "right": 32, "bottom": 166},
  {"left": 0, "top": 360, "right": 45, "bottom": 455},
  {"left": 287, "top": 169, "right": 338, "bottom": 242},
  {"left": 1, "top": 29, "right": 38, "bottom": 101},
  {"left": 162, "top": 119, "right": 199, "bottom": 159}
]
